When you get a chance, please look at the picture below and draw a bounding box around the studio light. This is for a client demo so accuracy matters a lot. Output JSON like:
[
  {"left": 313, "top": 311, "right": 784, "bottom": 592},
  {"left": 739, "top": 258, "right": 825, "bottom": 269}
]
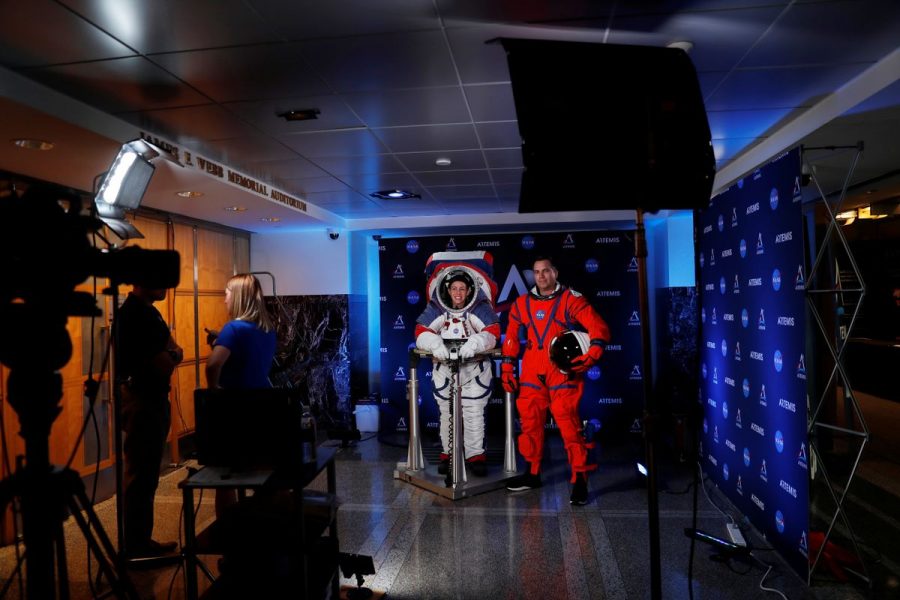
[{"left": 94, "top": 138, "right": 181, "bottom": 240}]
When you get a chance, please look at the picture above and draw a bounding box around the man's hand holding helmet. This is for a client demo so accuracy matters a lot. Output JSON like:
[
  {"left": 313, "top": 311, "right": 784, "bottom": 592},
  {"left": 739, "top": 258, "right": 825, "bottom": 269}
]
[{"left": 569, "top": 343, "right": 604, "bottom": 373}]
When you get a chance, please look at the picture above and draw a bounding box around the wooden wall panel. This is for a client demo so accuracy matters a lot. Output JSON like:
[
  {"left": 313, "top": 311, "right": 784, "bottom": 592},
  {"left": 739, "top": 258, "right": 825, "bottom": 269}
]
[
  {"left": 172, "top": 222, "right": 195, "bottom": 294},
  {"left": 197, "top": 229, "right": 234, "bottom": 292},
  {"left": 235, "top": 236, "right": 250, "bottom": 274},
  {"left": 173, "top": 290, "right": 197, "bottom": 362},
  {"left": 171, "top": 364, "right": 197, "bottom": 435},
  {"left": 197, "top": 293, "right": 229, "bottom": 362}
]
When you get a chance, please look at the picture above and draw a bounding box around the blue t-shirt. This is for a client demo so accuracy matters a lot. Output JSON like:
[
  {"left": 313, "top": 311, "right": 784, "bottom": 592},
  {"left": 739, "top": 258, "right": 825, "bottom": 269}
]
[{"left": 214, "top": 320, "right": 277, "bottom": 389}]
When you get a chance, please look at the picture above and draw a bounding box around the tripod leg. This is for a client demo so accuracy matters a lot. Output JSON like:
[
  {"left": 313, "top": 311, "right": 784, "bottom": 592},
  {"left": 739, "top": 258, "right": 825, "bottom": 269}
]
[
  {"left": 62, "top": 470, "right": 140, "bottom": 600},
  {"left": 54, "top": 518, "right": 70, "bottom": 600}
]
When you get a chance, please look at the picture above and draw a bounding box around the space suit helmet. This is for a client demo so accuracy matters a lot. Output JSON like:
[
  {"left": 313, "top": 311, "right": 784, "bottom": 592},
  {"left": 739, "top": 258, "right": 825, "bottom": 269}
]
[
  {"left": 549, "top": 330, "right": 591, "bottom": 373},
  {"left": 439, "top": 270, "right": 475, "bottom": 309}
]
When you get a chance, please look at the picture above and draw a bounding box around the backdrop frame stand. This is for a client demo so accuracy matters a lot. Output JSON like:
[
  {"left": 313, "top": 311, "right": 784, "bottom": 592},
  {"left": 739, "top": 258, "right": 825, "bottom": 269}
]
[{"left": 802, "top": 142, "right": 871, "bottom": 587}]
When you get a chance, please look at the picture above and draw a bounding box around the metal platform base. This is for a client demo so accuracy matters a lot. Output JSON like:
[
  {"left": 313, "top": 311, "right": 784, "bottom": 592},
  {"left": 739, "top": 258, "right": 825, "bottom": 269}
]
[{"left": 394, "top": 461, "right": 522, "bottom": 500}]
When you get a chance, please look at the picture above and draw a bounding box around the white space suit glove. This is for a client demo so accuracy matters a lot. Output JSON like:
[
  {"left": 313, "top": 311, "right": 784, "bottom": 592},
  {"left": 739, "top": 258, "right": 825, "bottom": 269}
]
[
  {"left": 458, "top": 338, "right": 480, "bottom": 360},
  {"left": 430, "top": 339, "right": 450, "bottom": 361}
]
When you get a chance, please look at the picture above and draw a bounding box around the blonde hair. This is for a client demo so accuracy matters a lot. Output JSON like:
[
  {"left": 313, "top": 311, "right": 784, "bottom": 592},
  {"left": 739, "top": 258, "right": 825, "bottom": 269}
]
[{"left": 226, "top": 274, "right": 274, "bottom": 332}]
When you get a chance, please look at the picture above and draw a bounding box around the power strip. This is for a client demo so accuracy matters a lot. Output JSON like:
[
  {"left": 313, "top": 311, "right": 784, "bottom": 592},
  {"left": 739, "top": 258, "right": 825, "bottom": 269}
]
[{"left": 726, "top": 523, "right": 747, "bottom": 547}]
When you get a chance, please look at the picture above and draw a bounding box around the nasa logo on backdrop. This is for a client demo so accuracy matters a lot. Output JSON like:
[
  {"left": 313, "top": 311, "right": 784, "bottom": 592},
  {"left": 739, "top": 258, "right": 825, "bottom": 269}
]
[
  {"left": 585, "top": 258, "right": 599, "bottom": 273},
  {"left": 718, "top": 214, "right": 724, "bottom": 232},
  {"left": 743, "top": 447, "right": 751, "bottom": 467},
  {"left": 742, "top": 378, "right": 751, "bottom": 398},
  {"left": 741, "top": 308, "right": 749, "bottom": 328},
  {"left": 406, "top": 290, "right": 420, "bottom": 304},
  {"left": 703, "top": 418, "right": 708, "bottom": 434},
  {"left": 737, "top": 178, "right": 744, "bottom": 189},
  {"left": 775, "top": 510, "right": 785, "bottom": 534},
  {"left": 700, "top": 252, "right": 705, "bottom": 268},
  {"left": 775, "top": 430, "right": 785, "bottom": 453},
  {"left": 770, "top": 188, "right": 780, "bottom": 210},
  {"left": 739, "top": 239, "right": 747, "bottom": 258},
  {"left": 701, "top": 307, "right": 706, "bottom": 324},
  {"left": 587, "top": 366, "right": 601, "bottom": 380},
  {"left": 722, "top": 401, "right": 729, "bottom": 420},
  {"left": 721, "top": 339, "right": 728, "bottom": 358},
  {"left": 406, "top": 239, "right": 419, "bottom": 253},
  {"left": 720, "top": 277, "right": 726, "bottom": 295},
  {"left": 701, "top": 363, "right": 707, "bottom": 379},
  {"left": 773, "top": 349, "right": 783, "bottom": 372},
  {"left": 772, "top": 268, "right": 782, "bottom": 291},
  {"left": 521, "top": 235, "right": 535, "bottom": 250},
  {"left": 723, "top": 463, "right": 730, "bottom": 481}
]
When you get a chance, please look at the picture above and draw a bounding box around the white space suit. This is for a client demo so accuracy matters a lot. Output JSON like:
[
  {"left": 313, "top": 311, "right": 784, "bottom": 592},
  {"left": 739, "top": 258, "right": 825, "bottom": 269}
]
[{"left": 415, "top": 263, "right": 500, "bottom": 462}]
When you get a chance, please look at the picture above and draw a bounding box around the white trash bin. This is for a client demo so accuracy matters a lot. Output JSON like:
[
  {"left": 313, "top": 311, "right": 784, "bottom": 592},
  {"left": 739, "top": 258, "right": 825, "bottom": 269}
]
[{"left": 354, "top": 404, "right": 379, "bottom": 433}]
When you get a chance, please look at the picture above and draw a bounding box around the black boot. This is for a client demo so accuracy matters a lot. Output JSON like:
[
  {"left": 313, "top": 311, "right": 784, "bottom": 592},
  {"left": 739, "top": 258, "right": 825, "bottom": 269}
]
[
  {"left": 506, "top": 472, "right": 542, "bottom": 491},
  {"left": 437, "top": 453, "right": 450, "bottom": 475},
  {"left": 570, "top": 473, "right": 588, "bottom": 505}
]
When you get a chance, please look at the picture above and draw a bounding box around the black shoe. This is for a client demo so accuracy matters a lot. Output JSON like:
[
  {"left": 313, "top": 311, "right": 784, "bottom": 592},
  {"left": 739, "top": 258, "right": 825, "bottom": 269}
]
[
  {"left": 437, "top": 453, "right": 450, "bottom": 475},
  {"left": 570, "top": 474, "right": 588, "bottom": 506},
  {"left": 467, "top": 456, "right": 488, "bottom": 477},
  {"left": 507, "top": 472, "right": 542, "bottom": 491}
]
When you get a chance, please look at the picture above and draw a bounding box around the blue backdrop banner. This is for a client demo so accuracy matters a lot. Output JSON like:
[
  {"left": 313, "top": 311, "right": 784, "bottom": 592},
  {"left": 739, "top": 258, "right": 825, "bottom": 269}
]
[
  {"left": 698, "top": 147, "right": 809, "bottom": 576},
  {"left": 378, "top": 231, "right": 644, "bottom": 441}
]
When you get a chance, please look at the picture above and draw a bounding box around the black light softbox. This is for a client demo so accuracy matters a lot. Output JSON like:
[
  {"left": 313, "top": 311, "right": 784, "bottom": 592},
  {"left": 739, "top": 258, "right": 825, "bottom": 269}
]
[{"left": 498, "top": 38, "right": 716, "bottom": 213}]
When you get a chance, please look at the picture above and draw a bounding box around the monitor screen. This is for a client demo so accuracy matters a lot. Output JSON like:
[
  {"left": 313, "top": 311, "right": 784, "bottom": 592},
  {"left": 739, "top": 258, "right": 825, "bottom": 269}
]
[{"left": 193, "top": 388, "right": 309, "bottom": 470}]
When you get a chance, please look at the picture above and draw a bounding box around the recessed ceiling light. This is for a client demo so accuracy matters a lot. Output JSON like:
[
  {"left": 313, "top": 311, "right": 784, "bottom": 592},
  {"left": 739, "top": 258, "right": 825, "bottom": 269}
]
[
  {"left": 224, "top": 206, "right": 247, "bottom": 212},
  {"left": 278, "top": 108, "right": 321, "bottom": 122},
  {"left": 12, "top": 138, "right": 53, "bottom": 150},
  {"left": 176, "top": 190, "right": 204, "bottom": 198},
  {"left": 371, "top": 189, "right": 420, "bottom": 200},
  {"left": 435, "top": 157, "right": 452, "bottom": 167},
  {"left": 260, "top": 217, "right": 281, "bottom": 223}
]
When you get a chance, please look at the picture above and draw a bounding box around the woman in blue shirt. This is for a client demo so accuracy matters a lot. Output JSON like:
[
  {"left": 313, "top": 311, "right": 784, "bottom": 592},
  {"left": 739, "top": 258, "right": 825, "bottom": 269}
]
[{"left": 206, "top": 273, "right": 276, "bottom": 389}]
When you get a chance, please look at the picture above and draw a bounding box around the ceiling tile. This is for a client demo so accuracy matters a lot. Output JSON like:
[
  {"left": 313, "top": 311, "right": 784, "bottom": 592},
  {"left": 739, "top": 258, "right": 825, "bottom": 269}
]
[
  {"left": 202, "top": 135, "right": 298, "bottom": 165},
  {"left": 310, "top": 154, "right": 406, "bottom": 176},
  {"left": 374, "top": 124, "right": 479, "bottom": 153},
  {"left": 704, "top": 63, "right": 870, "bottom": 111},
  {"left": 445, "top": 198, "right": 503, "bottom": 213},
  {"left": 280, "top": 176, "right": 350, "bottom": 195},
  {"left": 125, "top": 104, "right": 260, "bottom": 143},
  {"left": 489, "top": 168, "right": 523, "bottom": 184},
  {"left": 396, "top": 149, "right": 487, "bottom": 171},
  {"left": 341, "top": 87, "right": 470, "bottom": 127},
  {"left": 279, "top": 129, "right": 389, "bottom": 157},
  {"left": 415, "top": 169, "right": 491, "bottom": 187},
  {"left": 0, "top": 0, "right": 136, "bottom": 67},
  {"left": 305, "top": 189, "right": 370, "bottom": 205},
  {"left": 475, "top": 121, "right": 521, "bottom": 149},
  {"left": 152, "top": 43, "right": 331, "bottom": 102},
  {"left": 246, "top": 157, "right": 328, "bottom": 180},
  {"left": 20, "top": 57, "right": 210, "bottom": 112},
  {"left": 606, "top": 6, "right": 783, "bottom": 72},
  {"left": 251, "top": 0, "right": 440, "bottom": 40},
  {"left": 225, "top": 95, "right": 364, "bottom": 134},
  {"left": 427, "top": 184, "right": 496, "bottom": 200},
  {"left": 300, "top": 30, "right": 458, "bottom": 93},
  {"left": 484, "top": 149, "right": 523, "bottom": 169},
  {"left": 739, "top": 0, "right": 900, "bottom": 67},
  {"left": 60, "top": 0, "right": 276, "bottom": 54},
  {"left": 465, "top": 83, "right": 518, "bottom": 122}
]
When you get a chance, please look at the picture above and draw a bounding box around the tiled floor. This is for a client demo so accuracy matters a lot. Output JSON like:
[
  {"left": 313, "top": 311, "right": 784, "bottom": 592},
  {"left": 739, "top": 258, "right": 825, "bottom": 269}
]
[{"left": 0, "top": 428, "right": 896, "bottom": 599}]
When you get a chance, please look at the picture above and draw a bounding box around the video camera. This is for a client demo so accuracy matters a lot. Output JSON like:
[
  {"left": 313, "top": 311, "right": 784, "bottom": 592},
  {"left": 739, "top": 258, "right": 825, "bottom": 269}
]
[{"left": 0, "top": 184, "right": 179, "bottom": 371}]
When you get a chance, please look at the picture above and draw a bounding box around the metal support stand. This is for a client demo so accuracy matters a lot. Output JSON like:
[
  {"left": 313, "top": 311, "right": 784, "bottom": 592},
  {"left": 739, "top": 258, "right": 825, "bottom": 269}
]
[
  {"left": 802, "top": 142, "right": 871, "bottom": 586},
  {"left": 634, "top": 210, "right": 662, "bottom": 600},
  {"left": 394, "top": 349, "right": 520, "bottom": 499}
]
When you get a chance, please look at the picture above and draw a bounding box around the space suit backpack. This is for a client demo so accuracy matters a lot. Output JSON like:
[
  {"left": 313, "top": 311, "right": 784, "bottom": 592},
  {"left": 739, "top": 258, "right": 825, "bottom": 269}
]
[
  {"left": 549, "top": 330, "right": 592, "bottom": 373},
  {"left": 423, "top": 250, "right": 497, "bottom": 313}
]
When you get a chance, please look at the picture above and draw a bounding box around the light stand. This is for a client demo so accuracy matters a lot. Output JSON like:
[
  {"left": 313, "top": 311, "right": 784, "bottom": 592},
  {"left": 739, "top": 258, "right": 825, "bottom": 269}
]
[{"left": 634, "top": 209, "right": 662, "bottom": 600}]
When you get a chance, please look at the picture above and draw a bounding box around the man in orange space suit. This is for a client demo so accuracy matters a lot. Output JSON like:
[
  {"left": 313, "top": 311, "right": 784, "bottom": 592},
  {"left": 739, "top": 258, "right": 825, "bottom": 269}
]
[{"left": 501, "top": 256, "right": 610, "bottom": 505}]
